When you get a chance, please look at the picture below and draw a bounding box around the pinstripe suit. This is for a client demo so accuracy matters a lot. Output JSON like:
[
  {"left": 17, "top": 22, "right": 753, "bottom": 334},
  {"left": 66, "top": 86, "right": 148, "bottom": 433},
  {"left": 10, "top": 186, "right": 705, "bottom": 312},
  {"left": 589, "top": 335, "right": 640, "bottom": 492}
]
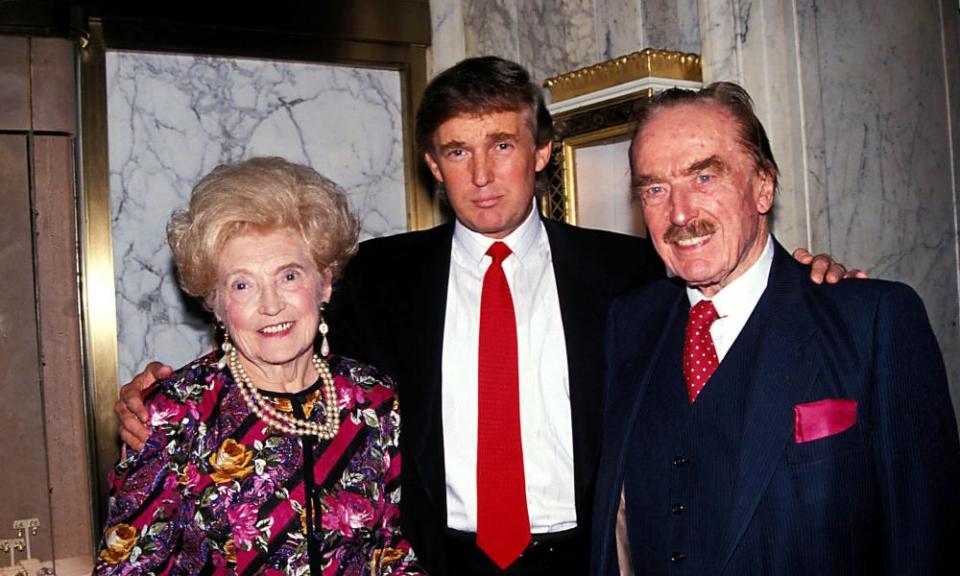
[{"left": 593, "top": 241, "right": 960, "bottom": 575}]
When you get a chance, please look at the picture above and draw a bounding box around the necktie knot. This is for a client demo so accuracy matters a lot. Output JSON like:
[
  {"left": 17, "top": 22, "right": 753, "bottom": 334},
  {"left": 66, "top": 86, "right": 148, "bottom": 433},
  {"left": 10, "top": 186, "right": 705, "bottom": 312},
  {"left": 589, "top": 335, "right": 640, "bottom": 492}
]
[
  {"left": 486, "top": 241, "right": 512, "bottom": 265},
  {"left": 688, "top": 299, "right": 719, "bottom": 330}
]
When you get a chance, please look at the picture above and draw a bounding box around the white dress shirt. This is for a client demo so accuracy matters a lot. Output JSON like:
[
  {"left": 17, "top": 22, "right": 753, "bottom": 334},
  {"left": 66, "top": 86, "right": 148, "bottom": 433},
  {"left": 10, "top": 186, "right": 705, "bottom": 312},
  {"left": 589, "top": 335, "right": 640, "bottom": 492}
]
[
  {"left": 686, "top": 235, "right": 774, "bottom": 362},
  {"left": 442, "top": 205, "right": 577, "bottom": 533}
]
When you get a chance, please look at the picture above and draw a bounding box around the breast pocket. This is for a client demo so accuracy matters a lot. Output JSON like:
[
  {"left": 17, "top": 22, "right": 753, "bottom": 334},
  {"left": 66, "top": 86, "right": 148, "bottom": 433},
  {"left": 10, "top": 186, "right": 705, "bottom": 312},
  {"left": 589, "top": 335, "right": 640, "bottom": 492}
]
[
  {"left": 785, "top": 421, "right": 864, "bottom": 465},
  {"left": 781, "top": 422, "right": 872, "bottom": 510}
]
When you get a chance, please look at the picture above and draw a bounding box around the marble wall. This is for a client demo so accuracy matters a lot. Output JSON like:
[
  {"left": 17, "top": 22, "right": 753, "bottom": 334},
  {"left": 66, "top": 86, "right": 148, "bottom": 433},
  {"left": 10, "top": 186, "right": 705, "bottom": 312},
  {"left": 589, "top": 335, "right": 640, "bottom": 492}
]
[
  {"left": 430, "top": 0, "right": 699, "bottom": 82},
  {"left": 106, "top": 52, "right": 406, "bottom": 383},
  {"left": 432, "top": 0, "right": 960, "bottom": 407}
]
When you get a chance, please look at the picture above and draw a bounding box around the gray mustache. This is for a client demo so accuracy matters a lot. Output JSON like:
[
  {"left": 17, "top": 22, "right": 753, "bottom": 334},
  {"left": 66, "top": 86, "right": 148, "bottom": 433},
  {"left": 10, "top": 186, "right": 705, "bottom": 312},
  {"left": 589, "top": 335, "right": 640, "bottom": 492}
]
[{"left": 663, "top": 219, "right": 718, "bottom": 244}]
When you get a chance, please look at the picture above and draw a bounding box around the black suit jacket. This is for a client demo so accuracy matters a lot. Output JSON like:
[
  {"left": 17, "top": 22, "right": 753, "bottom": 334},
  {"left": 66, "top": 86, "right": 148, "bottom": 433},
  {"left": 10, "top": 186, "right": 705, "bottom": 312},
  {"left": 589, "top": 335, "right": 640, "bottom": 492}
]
[
  {"left": 329, "top": 218, "right": 663, "bottom": 574},
  {"left": 592, "top": 241, "right": 960, "bottom": 575}
]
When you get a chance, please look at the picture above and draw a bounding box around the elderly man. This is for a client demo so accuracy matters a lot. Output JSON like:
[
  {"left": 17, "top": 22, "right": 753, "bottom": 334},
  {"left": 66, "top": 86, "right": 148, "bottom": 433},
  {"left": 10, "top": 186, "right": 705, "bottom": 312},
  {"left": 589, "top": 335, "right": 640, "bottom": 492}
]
[
  {"left": 591, "top": 82, "right": 960, "bottom": 575},
  {"left": 115, "top": 60, "right": 848, "bottom": 575}
]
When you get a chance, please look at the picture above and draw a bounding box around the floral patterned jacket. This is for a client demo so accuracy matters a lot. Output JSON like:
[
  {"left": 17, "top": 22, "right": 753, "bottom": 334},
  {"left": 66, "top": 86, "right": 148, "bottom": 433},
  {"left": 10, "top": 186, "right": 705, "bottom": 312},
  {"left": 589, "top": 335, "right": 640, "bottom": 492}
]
[{"left": 94, "top": 353, "right": 424, "bottom": 575}]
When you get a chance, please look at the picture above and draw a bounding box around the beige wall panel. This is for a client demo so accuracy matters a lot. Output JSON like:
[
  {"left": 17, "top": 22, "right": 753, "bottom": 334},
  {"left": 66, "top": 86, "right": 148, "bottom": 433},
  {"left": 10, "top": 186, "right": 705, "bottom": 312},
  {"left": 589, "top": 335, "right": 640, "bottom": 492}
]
[
  {"left": 0, "top": 135, "right": 54, "bottom": 561},
  {"left": 32, "top": 39, "right": 76, "bottom": 134},
  {"left": 0, "top": 36, "right": 30, "bottom": 131},
  {"left": 33, "top": 135, "right": 93, "bottom": 561}
]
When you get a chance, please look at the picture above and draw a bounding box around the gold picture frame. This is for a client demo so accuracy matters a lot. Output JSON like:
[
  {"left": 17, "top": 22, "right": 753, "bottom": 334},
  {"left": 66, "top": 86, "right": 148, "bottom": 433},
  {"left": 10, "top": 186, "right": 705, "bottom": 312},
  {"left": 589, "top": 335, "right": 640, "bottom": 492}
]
[
  {"left": 540, "top": 49, "right": 701, "bottom": 233},
  {"left": 78, "top": 12, "right": 430, "bottom": 523}
]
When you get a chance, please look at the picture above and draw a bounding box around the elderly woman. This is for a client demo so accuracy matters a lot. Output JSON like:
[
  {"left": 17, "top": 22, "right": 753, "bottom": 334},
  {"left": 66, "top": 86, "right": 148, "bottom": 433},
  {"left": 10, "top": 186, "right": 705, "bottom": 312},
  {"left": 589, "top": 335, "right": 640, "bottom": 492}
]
[{"left": 94, "top": 158, "right": 422, "bottom": 575}]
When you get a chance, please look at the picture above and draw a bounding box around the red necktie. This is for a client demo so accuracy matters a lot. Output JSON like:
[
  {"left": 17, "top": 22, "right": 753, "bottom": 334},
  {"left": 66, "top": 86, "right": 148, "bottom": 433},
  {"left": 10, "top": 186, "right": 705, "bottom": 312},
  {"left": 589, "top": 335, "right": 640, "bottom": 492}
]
[
  {"left": 683, "top": 300, "right": 720, "bottom": 403},
  {"left": 477, "top": 241, "right": 530, "bottom": 568}
]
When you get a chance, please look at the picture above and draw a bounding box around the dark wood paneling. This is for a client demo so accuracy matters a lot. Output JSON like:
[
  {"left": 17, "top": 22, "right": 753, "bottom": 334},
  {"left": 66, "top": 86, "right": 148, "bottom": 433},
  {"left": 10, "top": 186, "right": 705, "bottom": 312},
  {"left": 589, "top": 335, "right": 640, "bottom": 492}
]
[
  {"left": 33, "top": 135, "right": 93, "bottom": 560},
  {"left": 32, "top": 38, "right": 76, "bottom": 134},
  {"left": 0, "top": 36, "right": 30, "bottom": 130},
  {"left": 0, "top": 135, "right": 54, "bottom": 562}
]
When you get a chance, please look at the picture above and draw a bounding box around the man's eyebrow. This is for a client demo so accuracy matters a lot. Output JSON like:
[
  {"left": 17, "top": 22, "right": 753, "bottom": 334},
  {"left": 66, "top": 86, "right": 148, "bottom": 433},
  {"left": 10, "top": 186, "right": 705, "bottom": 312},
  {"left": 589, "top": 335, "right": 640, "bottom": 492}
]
[
  {"left": 631, "top": 174, "right": 655, "bottom": 188},
  {"left": 437, "top": 139, "right": 467, "bottom": 153},
  {"left": 489, "top": 131, "right": 518, "bottom": 142},
  {"left": 683, "top": 155, "right": 727, "bottom": 175}
]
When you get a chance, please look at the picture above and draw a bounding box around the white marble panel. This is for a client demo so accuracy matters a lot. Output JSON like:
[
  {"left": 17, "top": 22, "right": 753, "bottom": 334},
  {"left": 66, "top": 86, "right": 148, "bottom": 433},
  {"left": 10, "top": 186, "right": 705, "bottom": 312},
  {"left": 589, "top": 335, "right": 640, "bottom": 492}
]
[
  {"left": 697, "top": 0, "right": 742, "bottom": 83},
  {"left": 733, "top": 0, "right": 821, "bottom": 253},
  {"left": 106, "top": 51, "right": 406, "bottom": 383},
  {"left": 463, "top": 0, "right": 519, "bottom": 62},
  {"left": 674, "top": 0, "right": 703, "bottom": 53},
  {"left": 517, "top": 0, "right": 598, "bottom": 82},
  {"left": 642, "top": 0, "right": 701, "bottom": 54},
  {"left": 797, "top": 0, "right": 960, "bottom": 390},
  {"left": 430, "top": 0, "right": 467, "bottom": 75},
  {"left": 459, "top": 0, "right": 598, "bottom": 88},
  {"left": 454, "top": 0, "right": 703, "bottom": 89},
  {"left": 594, "top": 0, "right": 643, "bottom": 61}
]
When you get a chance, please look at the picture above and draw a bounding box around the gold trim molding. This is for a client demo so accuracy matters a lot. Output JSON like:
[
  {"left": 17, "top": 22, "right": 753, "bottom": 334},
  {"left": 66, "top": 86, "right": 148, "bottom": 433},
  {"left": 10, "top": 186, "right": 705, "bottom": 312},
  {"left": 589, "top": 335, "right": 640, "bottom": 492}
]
[
  {"left": 543, "top": 48, "right": 702, "bottom": 103},
  {"left": 78, "top": 21, "right": 121, "bottom": 525}
]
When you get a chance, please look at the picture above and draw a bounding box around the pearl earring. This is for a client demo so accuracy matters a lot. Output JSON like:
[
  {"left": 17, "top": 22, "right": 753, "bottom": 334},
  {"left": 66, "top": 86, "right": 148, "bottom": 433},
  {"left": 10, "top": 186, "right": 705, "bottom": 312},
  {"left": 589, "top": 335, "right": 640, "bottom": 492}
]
[
  {"left": 218, "top": 325, "right": 234, "bottom": 369},
  {"left": 318, "top": 306, "right": 330, "bottom": 357}
]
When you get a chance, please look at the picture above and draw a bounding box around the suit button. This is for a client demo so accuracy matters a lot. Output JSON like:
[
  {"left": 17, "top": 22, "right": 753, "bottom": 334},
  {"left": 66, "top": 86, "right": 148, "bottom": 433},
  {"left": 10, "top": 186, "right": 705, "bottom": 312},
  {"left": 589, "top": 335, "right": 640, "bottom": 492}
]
[
  {"left": 671, "top": 503, "right": 685, "bottom": 515},
  {"left": 671, "top": 553, "right": 686, "bottom": 564},
  {"left": 673, "top": 456, "right": 687, "bottom": 468}
]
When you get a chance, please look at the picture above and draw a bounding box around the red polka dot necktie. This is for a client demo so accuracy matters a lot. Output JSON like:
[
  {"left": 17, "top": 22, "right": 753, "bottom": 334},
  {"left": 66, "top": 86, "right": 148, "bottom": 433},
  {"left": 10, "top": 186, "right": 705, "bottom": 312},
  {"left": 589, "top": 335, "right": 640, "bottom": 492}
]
[
  {"left": 683, "top": 300, "right": 720, "bottom": 403},
  {"left": 476, "top": 241, "right": 530, "bottom": 569}
]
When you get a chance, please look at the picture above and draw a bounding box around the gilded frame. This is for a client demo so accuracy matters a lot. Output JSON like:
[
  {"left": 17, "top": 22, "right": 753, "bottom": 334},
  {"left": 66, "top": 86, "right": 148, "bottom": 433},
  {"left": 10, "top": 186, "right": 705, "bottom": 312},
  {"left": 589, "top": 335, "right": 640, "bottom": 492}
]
[
  {"left": 540, "top": 49, "right": 701, "bottom": 230},
  {"left": 78, "top": 16, "right": 430, "bottom": 522}
]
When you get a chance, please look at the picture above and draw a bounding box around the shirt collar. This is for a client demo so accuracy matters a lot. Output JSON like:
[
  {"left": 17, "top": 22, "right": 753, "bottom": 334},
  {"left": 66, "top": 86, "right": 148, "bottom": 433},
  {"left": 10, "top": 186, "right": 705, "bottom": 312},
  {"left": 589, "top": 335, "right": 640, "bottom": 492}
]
[
  {"left": 452, "top": 200, "right": 542, "bottom": 268},
  {"left": 687, "top": 234, "right": 774, "bottom": 318}
]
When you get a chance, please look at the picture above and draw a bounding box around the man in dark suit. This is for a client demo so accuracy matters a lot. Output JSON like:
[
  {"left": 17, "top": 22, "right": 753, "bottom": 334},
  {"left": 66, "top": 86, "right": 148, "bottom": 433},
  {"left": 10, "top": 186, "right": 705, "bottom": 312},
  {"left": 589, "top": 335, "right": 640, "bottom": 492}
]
[
  {"left": 325, "top": 57, "right": 662, "bottom": 575},
  {"left": 591, "top": 81, "right": 960, "bottom": 575},
  {"left": 115, "top": 59, "right": 847, "bottom": 575}
]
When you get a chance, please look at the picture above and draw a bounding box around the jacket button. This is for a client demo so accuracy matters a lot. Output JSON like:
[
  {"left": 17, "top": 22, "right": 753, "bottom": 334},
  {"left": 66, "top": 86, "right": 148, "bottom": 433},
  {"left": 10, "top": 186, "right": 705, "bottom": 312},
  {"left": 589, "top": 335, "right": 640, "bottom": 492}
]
[
  {"left": 671, "top": 553, "right": 686, "bottom": 564},
  {"left": 673, "top": 456, "right": 687, "bottom": 468},
  {"left": 671, "top": 503, "right": 685, "bottom": 515}
]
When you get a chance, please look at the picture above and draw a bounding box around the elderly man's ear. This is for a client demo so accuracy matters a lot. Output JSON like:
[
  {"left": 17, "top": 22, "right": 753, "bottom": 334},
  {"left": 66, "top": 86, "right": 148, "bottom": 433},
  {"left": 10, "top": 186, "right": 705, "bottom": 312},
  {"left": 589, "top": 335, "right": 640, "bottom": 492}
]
[{"left": 755, "top": 170, "right": 775, "bottom": 215}]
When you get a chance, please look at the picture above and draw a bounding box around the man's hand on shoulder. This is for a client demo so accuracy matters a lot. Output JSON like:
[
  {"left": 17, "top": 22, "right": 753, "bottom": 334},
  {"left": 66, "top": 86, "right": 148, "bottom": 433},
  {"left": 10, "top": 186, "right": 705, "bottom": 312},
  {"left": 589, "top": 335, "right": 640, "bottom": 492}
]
[
  {"left": 792, "top": 247, "right": 868, "bottom": 284},
  {"left": 115, "top": 362, "right": 173, "bottom": 451}
]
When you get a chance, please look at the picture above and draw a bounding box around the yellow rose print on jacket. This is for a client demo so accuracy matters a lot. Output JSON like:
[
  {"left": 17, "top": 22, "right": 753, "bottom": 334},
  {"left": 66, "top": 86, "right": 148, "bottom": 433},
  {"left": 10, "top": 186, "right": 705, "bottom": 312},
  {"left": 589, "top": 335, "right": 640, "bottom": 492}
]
[
  {"left": 208, "top": 438, "right": 254, "bottom": 484},
  {"left": 371, "top": 546, "right": 406, "bottom": 571},
  {"left": 98, "top": 523, "right": 138, "bottom": 564},
  {"left": 223, "top": 538, "right": 237, "bottom": 564}
]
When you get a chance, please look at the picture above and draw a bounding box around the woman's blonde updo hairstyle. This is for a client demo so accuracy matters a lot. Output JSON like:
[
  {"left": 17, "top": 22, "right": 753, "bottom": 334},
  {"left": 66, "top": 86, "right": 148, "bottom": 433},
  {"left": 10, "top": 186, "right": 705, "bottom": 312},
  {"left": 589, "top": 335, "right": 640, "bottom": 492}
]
[{"left": 167, "top": 157, "right": 360, "bottom": 307}]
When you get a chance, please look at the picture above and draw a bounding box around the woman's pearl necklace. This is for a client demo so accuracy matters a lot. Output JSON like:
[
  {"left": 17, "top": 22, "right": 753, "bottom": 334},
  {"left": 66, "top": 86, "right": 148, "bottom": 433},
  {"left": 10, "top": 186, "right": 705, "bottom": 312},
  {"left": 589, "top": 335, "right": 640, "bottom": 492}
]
[{"left": 227, "top": 349, "right": 340, "bottom": 439}]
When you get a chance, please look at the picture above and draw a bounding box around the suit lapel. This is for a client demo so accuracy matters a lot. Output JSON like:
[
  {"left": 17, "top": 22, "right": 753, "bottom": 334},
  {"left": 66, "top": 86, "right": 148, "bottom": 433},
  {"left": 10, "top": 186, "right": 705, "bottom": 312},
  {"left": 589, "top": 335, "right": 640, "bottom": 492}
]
[
  {"left": 402, "top": 224, "right": 454, "bottom": 516},
  {"left": 544, "top": 222, "right": 613, "bottom": 503},
  {"left": 715, "top": 244, "right": 820, "bottom": 572}
]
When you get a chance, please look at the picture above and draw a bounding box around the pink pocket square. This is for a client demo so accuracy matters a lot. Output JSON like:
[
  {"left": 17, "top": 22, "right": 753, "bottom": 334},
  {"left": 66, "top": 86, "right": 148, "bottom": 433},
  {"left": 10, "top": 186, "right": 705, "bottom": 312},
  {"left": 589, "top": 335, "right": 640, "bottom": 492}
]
[{"left": 794, "top": 399, "right": 857, "bottom": 443}]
